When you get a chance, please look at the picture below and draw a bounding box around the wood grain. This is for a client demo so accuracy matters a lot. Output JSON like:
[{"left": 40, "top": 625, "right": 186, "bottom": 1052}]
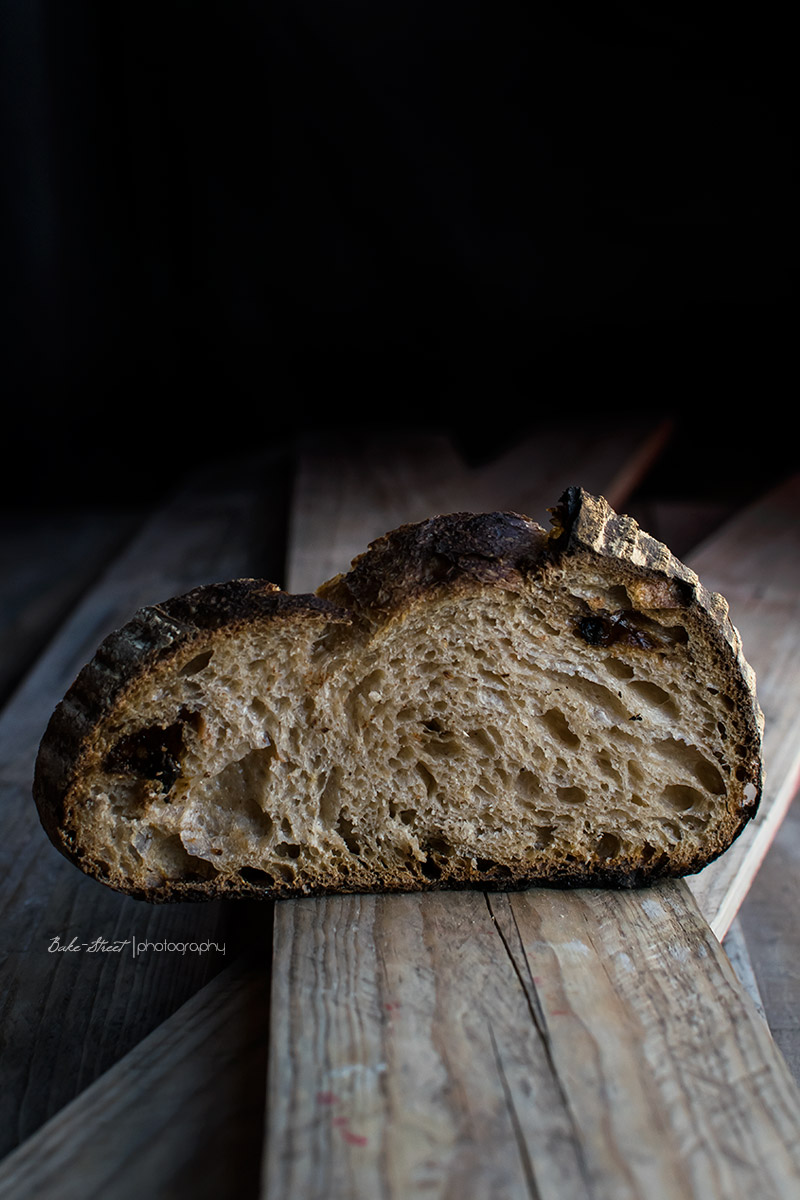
[
  {"left": 0, "top": 949, "right": 270, "bottom": 1200},
  {"left": 263, "top": 883, "right": 800, "bottom": 1200}
]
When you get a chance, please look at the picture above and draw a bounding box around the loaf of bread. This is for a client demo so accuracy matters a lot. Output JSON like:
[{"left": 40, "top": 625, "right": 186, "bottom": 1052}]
[{"left": 33, "top": 488, "right": 764, "bottom": 902}]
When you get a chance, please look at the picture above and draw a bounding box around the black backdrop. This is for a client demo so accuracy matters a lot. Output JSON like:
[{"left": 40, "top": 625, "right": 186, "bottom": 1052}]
[{"left": 1, "top": 3, "right": 794, "bottom": 507}]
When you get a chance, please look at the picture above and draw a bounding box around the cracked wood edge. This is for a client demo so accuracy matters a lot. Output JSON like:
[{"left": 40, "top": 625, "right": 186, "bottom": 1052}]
[{"left": 262, "top": 883, "right": 800, "bottom": 1200}]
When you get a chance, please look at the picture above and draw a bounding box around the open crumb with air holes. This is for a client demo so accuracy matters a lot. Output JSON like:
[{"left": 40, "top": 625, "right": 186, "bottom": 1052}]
[{"left": 33, "top": 487, "right": 763, "bottom": 901}]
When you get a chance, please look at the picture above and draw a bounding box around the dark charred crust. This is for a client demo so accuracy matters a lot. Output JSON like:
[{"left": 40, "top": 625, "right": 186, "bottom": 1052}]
[
  {"left": 322, "top": 510, "right": 550, "bottom": 614},
  {"left": 155, "top": 579, "right": 344, "bottom": 631},
  {"left": 106, "top": 845, "right": 720, "bottom": 905}
]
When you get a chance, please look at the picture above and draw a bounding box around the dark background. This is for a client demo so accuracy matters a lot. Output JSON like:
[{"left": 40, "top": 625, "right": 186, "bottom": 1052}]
[{"left": 1, "top": 2, "right": 794, "bottom": 509}]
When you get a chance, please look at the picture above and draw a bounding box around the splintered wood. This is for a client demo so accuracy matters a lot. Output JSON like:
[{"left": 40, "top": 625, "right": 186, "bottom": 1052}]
[{"left": 262, "top": 429, "right": 800, "bottom": 1199}]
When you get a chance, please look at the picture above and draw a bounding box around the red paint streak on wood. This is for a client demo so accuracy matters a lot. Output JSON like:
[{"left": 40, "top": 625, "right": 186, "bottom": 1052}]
[
  {"left": 342, "top": 1129, "right": 368, "bottom": 1146},
  {"left": 316, "top": 1091, "right": 339, "bottom": 1105}
]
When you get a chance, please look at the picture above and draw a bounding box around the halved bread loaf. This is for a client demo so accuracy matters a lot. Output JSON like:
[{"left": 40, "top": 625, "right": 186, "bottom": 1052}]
[{"left": 33, "top": 488, "right": 764, "bottom": 901}]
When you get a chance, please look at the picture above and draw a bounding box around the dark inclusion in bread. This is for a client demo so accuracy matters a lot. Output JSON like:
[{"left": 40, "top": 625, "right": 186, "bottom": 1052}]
[{"left": 33, "top": 488, "right": 764, "bottom": 902}]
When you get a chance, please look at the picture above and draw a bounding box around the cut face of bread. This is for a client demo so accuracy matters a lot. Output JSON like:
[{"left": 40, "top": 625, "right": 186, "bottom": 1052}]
[{"left": 33, "top": 489, "right": 764, "bottom": 901}]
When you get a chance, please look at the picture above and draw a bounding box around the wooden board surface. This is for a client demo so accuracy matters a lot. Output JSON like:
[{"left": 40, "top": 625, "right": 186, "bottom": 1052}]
[
  {"left": 262, "top": 431, "right": 800, "bottom": 1198},
  {"left": 0, "top": 425, "right": 798, "bottom": 1198},
  {"left": 265, "top": 884, "right": 800, "bottom": 1200}
]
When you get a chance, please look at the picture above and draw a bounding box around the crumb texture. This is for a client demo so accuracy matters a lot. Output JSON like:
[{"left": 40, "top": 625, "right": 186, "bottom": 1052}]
[{"left": 33, "top": 499, "right": 763, "bottom": 900}]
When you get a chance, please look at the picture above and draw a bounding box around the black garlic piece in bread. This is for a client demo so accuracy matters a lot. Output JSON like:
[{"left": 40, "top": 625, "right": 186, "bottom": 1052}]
[{"left": 33, "top": 488, "right": 763, "bottom": 902}]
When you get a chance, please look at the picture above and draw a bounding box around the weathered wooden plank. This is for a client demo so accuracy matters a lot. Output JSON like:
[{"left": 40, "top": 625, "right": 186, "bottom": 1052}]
[
  {"left": 0, "top": 948, "right": 270, "bottom": 1200},
  {"left": 738, "top": 788, "right": 800, "bottom": 1083},
  {"left": 263, "top": 883, "right": 800, "bottom": 1200},
  {"left": 0, "top": 448, "right": 290, "bottom": 1156},
  {"left": 722, "top": 915, "right": 768, "bottom": 1024},
  {"left": 262, "top": 432, "right": 800, "bottom": 1199},
  {"left": 687, "top": 475, "right": 800, "bottom": 938},
  {"left": 0, "top": 506, "right": 144, "bottom": 708}
]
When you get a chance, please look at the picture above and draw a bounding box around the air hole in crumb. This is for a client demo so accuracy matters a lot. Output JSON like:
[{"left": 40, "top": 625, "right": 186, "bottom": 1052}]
[
  {"left": 336, "top": 813, "right": 361, "bottom": 855},
  {"left": 693, "top": 757, "right": 725, "bottom": 794},
  {"left": 420, "top": 835, "right": 451, "bottom": 878},
  {"left": 607, "top": 585, "right": 631, "bottom": 607},
  {"left": 661, "top": 784, "right": 704, "bottom": 812},
  {"left": 421, "top": 717, "right": 444, "bottom": 734},
  {"left": 597, "top": 832, "right": 621, "bottom": 858},
  {"left": 275, "top": 841, "right": 301, "bottom": 860},
  {"left": 415, "top": 761, "right": 437, "bottom": 798},
  {"left": 557, "top": 786, "right": 586, "bottom": 805},
  {"left": 515, "top": 768, "right": 542, "bottom": 802},
  {"left": 319, "top": 768, "right": 341, "bottom": 826},
  {"left": 179, "top": 650, "right": 213, "bottom": 676},
  {"left": 473, "top": 859, "right": 513, "bottom": 879},
  {"left": 469, "top": 728, "right": 496, "bottom": 756},
  {"left": 660, "top": 818, "right": 682, "bottom": 843},
  {"left": 428, "top": 835, "right": 451, "bottom": 857},
  {"left": 628, "top": 680, "right": 678, "bottom": 716},
  {"left": 239, "top": 866, "right": 275, "bottom": 886},
  {"left": 542, "top": 708, "right": 580, "bottom": 748}
]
